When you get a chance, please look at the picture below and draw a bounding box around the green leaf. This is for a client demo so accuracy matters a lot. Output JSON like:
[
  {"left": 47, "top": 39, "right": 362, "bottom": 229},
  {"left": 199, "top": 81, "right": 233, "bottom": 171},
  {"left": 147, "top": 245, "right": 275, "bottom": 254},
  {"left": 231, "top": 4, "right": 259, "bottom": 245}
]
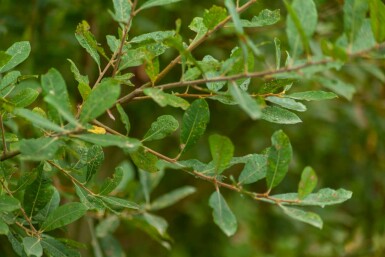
[
  {"left": 99, "top": 235, "right": 125, "bottom": 257},
  {"left": 344, "top": 0, "right": 368, "bottom": 45},
  {"left": 203, "top": 5, "right": 227, "bottom": 30},
  {"left": 79, "top": 79, "right": 120, "bottom": 124},
  {"left": 142, "top": 212, "right": 169, "bottom": 237},
  {"left": 114, "top": 161, "right": 135, "bottom": 192},
  {"left": 0, "top": 41, "right": 31, "bottom": 73},
  {"left": 143, "top": 115, "right": 179, "bottom": 142},
  {"left": 229, "top": 83, "right": 262, "bottom": 120},
  {"left": 0, "top": 195, "right": 20, "bottom": 212},
  {"left": 41, "top": 236, "right": 81, "bottom": 257},
  {"left": 189, "top": 17, "right": 208, "bottom": 44},
  {"left": 75, "top": 20, "right": 106, "bottom": 68},
  {"left": 261, "top": 106, "right": 302, "bottom": 124},
  {"left": 271, "top": 188, "right": 353, "bottom": 207},
  {"left": 119, "top": 48, "right": 146, "bottom": 70},
  {"left": 143, "top": 88, "right": 190, "bottom": 110},
  {"left": 23, "top": 237, "right": 43, "bottom": 257},
  {"left": 209, "top": 134, "right": 234, "bottom": 174},
  {"left": 145, "top": 56, "right": 160, "bottom": 84},
  {"left": 321, "top": 40, "right": 348, "bottom": 61},
  {"left": 280, "top": 205, "right": 323, "bottom": 229},
  {"left": 116, "top": 104, "right": 131, "bottom": 135},
  {"left": 7, "top": 233, "right": 25, "bottom": 256},
  {"left": 41, "top": 68, "right": 77, "bottom": 126},
  {"left": 99, "top": 196, "right": 139, "bottom": 211},
  {"left": 13, "top": 169, "right": 37, "bottom": 193},
  {"left": 238, "top": 154, "right": 267, "bottom": 185},
  {"left": 200, "top": 55, "right": 226, "bottom": 91},
  {"left": 74, "top": 134, "right": 141, "bottom": 153},
  {"left": 266, "top": 96, "right": 307, "bottom": 112},
  {"left": 224, "top": 0, "right": 244, "bottom": 35},
  {"left": 67, "top": 59, "right": 89, "bottom": 86},
  {"left": 369, "top": 0, "right": 385, "bottom": 42},
  {"left": 114, "top": 73, "right": 135, "bottom": 87},
  {"left": 67, "top": 59, "right": 91, "bottom": 101},
  {"left": 130, "top": 147, "right": 158, "bottom": 173},
  {"left": 131, "top": 31, "right": 175, "bottom": 44},
  {"left": 7, "top": 88, "right": 38, "bottom": 107},
  {"left": 317, "top": 78, "right": 356, "bottom": 100},
  {"left": 139, "top": 169, "right": 165, "bottom": 203},
  {"left": 111, "top": 0, "right": 132, "bottom": 23},
  {"left": 74, "top": 184, "right": 105, "bottom": 211},
  {"left": 34, "top": 188, "right": 60, "bottom": 222},
  {"left": 209, "top": 191, "right": 237, "bottom": 236},
  {"left": 150, "top": 186, "right": 196, "bottom": 211},
  {"left": 15, "top": 108, "right": 67, "bottom": 133},
  {"left": 99, "top": 166, "right": 124, "bottom": 195},
  {"left": 180, "top": 99, "right": 210, "bottom": 153},
  {"left": 236, "top": 9, "right": 280, "bottom": 27},
  {"left": 178, "top": 159, "right": 215, "bottom": 174},
  {"left": 139, "top": 0, "right": 182, "bottom": 11},
  {"left": 224, "top": 47, "right": 254, "bottom": 88},
  {"left": 287, "top": 91, "right": 338, "bottom": 101},
  {"left": 20, "top": 137, "right": 61, "bottom": 161},
  {"left": 96, "top": 215, "right": 120, "bottom": 237},
  {"left": 350, "top": 19, "right": 377, "bottom": 53},
  {"left": 0, "top": 70, "right": 20, "bottom": 90},
  {"left": 266, "top": 130, "right": 292, "bottom": 191},
  {"left": 0, "top": 51, "right": 11, "bottom": 71},
  {"left": 285, "top": 0, "right": 317, "bottom": 57},
  {"left": 298, "top": 166, "right": 318, "bottom": 199},
  {"left": 41, "top": 202, "right": 87, "bottom": 231},
  {"left": 85, "top": 145, "right": 104, "bottom": 183},
  {"left": 24, "top": 167, "right": 55, "bottom": 217},
  {"left": 0, "top": 219, "right": 9, "bottom": 235}
]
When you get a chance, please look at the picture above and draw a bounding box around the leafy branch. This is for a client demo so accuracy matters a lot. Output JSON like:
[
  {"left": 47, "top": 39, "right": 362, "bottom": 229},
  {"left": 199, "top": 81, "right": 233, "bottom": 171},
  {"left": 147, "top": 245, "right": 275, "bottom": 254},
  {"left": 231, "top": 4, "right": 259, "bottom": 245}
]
[{"left": 116, "top": 0, "right": 258, "bottom": 105}]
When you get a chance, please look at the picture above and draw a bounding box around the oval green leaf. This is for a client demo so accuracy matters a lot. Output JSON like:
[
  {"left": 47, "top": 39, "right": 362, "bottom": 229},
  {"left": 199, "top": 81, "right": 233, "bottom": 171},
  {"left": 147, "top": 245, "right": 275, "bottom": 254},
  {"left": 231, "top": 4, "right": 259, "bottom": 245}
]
[
  {"left": 41, "top": 202, "right": 87, "bottom": 232},
  {"left": 209, "top": 191, "right": 237, "bottom": 237}
]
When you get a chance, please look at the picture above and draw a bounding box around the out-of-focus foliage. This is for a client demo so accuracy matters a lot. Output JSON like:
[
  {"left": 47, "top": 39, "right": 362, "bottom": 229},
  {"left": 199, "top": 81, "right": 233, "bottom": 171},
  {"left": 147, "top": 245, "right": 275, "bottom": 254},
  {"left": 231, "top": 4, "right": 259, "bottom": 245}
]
[{"left": 0, "top": 0, "right": 385, "bottom": 256}]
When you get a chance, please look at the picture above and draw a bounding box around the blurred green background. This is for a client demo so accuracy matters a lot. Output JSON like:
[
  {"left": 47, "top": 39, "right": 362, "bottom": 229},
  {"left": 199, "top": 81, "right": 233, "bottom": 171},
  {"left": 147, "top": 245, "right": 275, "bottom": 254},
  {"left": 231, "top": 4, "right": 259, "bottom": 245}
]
[{"left": 1, "top": 0, "right": 385, "bottom": 256}]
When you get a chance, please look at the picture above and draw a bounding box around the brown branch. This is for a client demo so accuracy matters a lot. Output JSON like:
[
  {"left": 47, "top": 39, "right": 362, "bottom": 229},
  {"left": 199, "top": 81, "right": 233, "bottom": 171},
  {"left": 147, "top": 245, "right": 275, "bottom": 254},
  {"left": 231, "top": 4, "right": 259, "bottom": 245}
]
[
  {"left": 0, "top": 150, "right": 21, "bottom": 161},
  {"left": 118, "top": 59, "right": 329, "bottom": 103},
  {"left": 157, "top": 59, "right": 330, "bottom": 90},
  {"left": 131, "top": 91, "right": 284, "bottom": 101}
]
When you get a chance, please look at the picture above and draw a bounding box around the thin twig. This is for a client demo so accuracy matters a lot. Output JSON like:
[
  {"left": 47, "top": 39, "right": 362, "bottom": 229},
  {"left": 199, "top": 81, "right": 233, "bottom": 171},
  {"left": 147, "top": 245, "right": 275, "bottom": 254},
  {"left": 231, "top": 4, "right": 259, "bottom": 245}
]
[
  {"left": 0, "top": 150, "right": 21, "bottom": 161},
  {"left": 131, "top": 91, "right": 284, "bottom": 101}
]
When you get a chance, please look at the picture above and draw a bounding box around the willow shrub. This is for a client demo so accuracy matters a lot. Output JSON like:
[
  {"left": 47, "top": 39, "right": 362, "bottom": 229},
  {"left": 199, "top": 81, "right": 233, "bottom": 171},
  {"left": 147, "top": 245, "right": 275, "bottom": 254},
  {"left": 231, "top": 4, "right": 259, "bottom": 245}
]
[{"left": 0, "top": 0, "right": 384, "bottom": 256}]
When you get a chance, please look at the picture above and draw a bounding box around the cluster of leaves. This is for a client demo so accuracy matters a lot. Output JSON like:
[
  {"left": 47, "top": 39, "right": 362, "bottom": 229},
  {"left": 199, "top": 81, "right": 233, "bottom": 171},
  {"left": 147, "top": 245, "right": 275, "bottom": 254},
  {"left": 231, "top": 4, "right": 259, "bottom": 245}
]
[{"left": 1, "top": 0, "right": 384, "bottom": 256}]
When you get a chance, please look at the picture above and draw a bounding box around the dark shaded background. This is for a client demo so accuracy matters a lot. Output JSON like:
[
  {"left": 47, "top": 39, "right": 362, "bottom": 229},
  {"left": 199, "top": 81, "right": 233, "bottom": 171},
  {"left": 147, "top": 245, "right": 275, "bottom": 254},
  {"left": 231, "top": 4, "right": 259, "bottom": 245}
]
[{"left": 1, "top": 0, "right": 385, "bottom": 256}]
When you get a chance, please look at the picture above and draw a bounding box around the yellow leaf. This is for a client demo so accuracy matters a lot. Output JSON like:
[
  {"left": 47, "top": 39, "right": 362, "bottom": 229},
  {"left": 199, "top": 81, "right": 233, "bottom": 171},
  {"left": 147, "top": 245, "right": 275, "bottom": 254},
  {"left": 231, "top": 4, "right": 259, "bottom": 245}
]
[{"left": 87, "top": 125, "right": 106, "bottom": 134}]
